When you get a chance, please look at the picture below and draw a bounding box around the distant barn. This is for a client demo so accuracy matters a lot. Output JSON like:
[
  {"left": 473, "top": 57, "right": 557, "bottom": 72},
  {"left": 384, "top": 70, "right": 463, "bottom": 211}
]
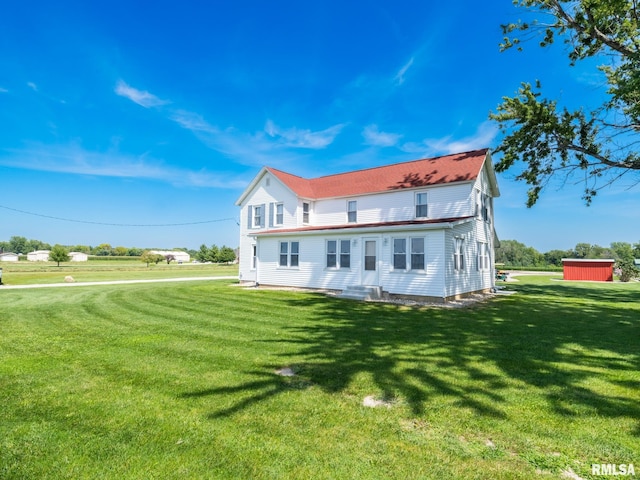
[
  {"left": 0, "top": 252, "right": 19, "bottom": 262},
  {"left": 562, "top": 259, "right": 614, "bottom": 282}
]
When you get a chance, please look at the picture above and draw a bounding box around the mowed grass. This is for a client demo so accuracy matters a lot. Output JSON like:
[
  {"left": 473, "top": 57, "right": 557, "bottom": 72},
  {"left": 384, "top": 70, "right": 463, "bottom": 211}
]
[
  {"left": 0, "top": 276, "right": 638, "bottom": 479},
  {"left": 0, "top": 260, "right": 238, "bottom": 285}
]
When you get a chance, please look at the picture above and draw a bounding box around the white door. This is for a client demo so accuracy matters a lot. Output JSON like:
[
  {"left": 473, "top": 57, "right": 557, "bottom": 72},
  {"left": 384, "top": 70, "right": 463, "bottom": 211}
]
[{"left": 362, "top": 238, "right": 379, "bottom": 285}]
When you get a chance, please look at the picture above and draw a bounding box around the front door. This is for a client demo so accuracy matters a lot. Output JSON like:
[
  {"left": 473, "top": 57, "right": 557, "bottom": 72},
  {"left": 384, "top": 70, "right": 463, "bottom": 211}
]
[{"left": 362, "top": 238, "right": 379, "bottom": 286}]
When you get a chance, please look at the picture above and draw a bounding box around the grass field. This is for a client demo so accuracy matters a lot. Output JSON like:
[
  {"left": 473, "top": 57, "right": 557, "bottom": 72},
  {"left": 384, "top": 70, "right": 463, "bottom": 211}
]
[
  {"left": 1, "top": 275, "right": 638, "bottom": 479},
  {"left": 0, "top": 260, "right": 238, "bottom": 285}
]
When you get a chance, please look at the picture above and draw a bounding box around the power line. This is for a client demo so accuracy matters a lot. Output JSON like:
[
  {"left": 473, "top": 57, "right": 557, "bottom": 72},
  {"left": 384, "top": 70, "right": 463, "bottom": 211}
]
[{"left": 0, "top": 204, "right": 237, "bottom": 227}]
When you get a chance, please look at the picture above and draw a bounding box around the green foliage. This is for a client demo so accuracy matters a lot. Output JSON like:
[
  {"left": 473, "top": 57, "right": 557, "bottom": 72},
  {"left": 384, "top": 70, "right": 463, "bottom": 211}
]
[
  {"left": 615, "top": 258, "right": 639, "bottom": 282},
  {"left": 195, "top": 244, "right": 235, "bottom": 263},
  {"left": 491, "top": 0, "right": 640, "bottom": 206},
  {"left": 140, "top": 251, "right": 164, "bottom": 266},
  {"left": 48, "top": 244, "right": 70, "bottom": 267}
]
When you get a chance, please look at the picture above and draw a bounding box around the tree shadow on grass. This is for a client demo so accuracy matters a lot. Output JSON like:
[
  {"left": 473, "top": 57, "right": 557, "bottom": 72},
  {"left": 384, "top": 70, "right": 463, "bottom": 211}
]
[{"left": 180, "top": 280, "right": 640, "bottom": 433}]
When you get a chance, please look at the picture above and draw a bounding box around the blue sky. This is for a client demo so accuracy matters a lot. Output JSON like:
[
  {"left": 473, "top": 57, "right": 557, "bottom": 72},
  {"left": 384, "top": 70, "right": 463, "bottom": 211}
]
[{"left": 1, "top": 1, "right": 637, "bottom": 252}]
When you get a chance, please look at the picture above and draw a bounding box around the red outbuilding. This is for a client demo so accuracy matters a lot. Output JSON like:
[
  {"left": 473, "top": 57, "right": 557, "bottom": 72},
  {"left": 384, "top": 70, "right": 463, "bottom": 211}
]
[{"left": 562, "top": 258, "right": 615, "bottom": 282}]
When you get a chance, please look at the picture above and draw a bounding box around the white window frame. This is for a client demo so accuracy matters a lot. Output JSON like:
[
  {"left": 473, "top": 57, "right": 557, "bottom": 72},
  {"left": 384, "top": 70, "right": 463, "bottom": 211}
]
[
  {"left": 415, "top": 192, "right": 428, "bottom": 218},
  {"left": 347, "top": 200, "right": 357, "bottom": 223},
  {"left": 275, "top": 203, "right": 284, "bottom": 225},
  {"left": 253, "top": 205, "right": 263, "bottom": 228},
  {"left": 392, "top": 236, "right": 425, "bottom": 272},
  {"left": 477, "top": 242, "right": 489, "bottom": 271},
  {"left": 302, "top": 202, "right": 310, "bottom": 224},
  {"left": 326, "top": 239, "right": 351, "bottom": 269},
  {"left": 279, "top": 241, "right": 299, "bottom": 268},
  {"left": 454, "top": 237, "right": 465, "bottom": 272}
]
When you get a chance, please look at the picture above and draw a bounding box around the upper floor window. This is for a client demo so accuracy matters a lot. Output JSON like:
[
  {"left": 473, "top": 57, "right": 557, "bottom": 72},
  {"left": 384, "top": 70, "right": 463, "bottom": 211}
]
[
  {"left": 481, "top": 194, "right": 490, "bottom": 222},
  {"left": 326, "top": 239, "right": 351, "bottom": 269},
  {"left": 279, "top": 241, "right": 299, "bottom": 268},
  {"left": 302, "top": 202, "right": 310, "bottom": 224},
  {"left": 248, "top": 204, "right": 265, "bottom": 229},
  {"left": 275, "top": 203, "right": 284, "bottom": 225},
  {"left": 347, "top": 200, "right": 357, "bottom": 223},
  {"left": 415, "top": 192, "right": 428, "bottom": 218}
]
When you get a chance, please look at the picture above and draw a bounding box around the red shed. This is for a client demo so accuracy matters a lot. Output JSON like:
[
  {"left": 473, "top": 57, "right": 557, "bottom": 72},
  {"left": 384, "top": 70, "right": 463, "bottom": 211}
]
[{"left": 562, "top": 258, "right": 615, "bottom": 282}]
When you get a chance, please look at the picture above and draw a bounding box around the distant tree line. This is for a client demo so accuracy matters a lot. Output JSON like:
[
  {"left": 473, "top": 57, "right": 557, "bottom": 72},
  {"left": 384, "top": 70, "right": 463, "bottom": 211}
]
[
  {"left": 496, "top": 240, "right": 640, "bottom": 267},
  {"left": 0, "top": 235, "right": 236, "bottom": 261},
  {"left": 194, "top": 244, "right": 236, "bottom": 263}
]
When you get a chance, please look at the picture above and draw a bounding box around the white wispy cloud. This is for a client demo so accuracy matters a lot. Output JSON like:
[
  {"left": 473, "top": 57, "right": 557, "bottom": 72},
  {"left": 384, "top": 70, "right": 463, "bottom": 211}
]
[
  {"left": 0, "top": 143, "right": 245, "bottom": 189},
  {"left": 362, "top": 124, "right": 402, "bottom": 147},
  {"left": 0, "top": 87, "right": 8, "bottom": 93},
  {"left": 401, "top": 121, "right": 499, "bottom": 156},
  {"left": 114, "top": 80, "right": 170, "bottom": 108},
  {"left": 264, "top": 119, "right": 345, "bottom": 149},
  {"left": 27, "top": 82, "right": 38, "bottom": 92},
  {"left": 394, "top": 57, "right": 414, "bottom": 86}
]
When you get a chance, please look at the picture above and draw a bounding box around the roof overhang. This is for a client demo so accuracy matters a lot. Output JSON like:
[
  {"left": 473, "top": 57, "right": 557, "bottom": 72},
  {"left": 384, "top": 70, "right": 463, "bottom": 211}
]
[{"left": 252, "top": 216, "right": 475, "bottom": 238}]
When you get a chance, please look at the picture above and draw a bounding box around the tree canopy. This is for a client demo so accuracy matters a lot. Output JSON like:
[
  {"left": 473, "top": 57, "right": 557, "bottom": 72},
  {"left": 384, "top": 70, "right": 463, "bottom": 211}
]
[
  {"left": 490, "top": 0, "right": 640, "bottom": 206},
  {"left": 49, "top": 244, "right": 70, "bottom": 267}
]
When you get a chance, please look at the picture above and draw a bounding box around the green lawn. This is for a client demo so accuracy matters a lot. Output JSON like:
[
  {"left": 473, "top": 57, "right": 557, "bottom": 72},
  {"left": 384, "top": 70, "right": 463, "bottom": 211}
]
[
  {"left": 1, "top": 276, "right": 638, "bottom": 479},
  {"left": 0, "top": 260, "right": 238, "bottom": 285}
]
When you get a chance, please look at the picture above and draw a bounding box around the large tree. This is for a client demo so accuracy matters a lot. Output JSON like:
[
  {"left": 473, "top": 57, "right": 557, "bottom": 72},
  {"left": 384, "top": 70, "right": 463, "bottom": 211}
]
[{"left": 490, "top": 0, "right": 640, "bottom": 206}]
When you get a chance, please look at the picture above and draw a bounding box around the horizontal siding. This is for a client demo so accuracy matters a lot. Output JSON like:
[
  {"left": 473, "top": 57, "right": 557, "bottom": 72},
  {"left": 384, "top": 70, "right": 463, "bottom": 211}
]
[{"left": 313, "top": 183, "right": 475, "bottom": 227}]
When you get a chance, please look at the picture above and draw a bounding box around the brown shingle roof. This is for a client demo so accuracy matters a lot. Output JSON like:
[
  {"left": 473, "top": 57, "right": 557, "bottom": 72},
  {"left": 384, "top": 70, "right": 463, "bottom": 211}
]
[{"left": 267, "top": 148, "right": 488, "bottom": 199}]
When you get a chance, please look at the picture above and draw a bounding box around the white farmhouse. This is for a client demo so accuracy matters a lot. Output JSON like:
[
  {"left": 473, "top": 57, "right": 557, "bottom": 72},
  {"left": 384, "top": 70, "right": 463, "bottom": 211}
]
[
  {"left": 27, "top": 250, "right": 51, "bottom": 262},
  {"left": 235, "top": 149, "right": 500, "bottom": 302}
]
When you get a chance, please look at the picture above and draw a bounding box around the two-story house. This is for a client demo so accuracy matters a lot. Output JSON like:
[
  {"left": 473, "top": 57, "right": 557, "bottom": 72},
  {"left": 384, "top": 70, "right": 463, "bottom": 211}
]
[{"left": 235, "top": 148, "right": 500, "bottom": 302}]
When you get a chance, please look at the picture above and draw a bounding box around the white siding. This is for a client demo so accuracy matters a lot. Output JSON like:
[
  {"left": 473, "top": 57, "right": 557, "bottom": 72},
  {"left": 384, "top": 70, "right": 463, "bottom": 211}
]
[
  {"left": 313, "top": 182, "right": 475, "bottom": 227},
  {"left": 378, "top": 229, "right": 446, "bottom": 298},
  {"left": 238, "top": 172, "right": 300, "bottom": 283}
]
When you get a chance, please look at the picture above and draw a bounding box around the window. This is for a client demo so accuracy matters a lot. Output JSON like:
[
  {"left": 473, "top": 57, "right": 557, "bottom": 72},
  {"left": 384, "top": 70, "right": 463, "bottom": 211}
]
[
  {"left": 251, "top": 244, "right": 257, "bottom": 269},
  {"left": 393, "top": 237, "right": 425, "bottom": 271},
  {"left": 347, "top": 200, "right": 357, "bottom": 223},
  {"left": 477, "top": 192, "right": 490, "bottom": 222},
  {"left": 477, "top": 242, "right": 489, "bottom": 271},
  {"left": 290, "top": 241, "right": 299, "bottom": 267},
  {"left": 326, "top": 240, "right": 337, "bottom": 268},
  {"left": 340, "top": 240, "right": 351, "bottom": 268},
  {"left": 411, "top": 237, "right": 425, "bottom": 270},
  {"left": 415, "top": 192, "right": 428, "bottom": 218},
  {"left": 279, "top": 241, "right": 299, "bottom": 268},
  {"left": 393, "top": 238, "right": 406, "bottom": 270},
  {"left": 326, "top": 239, "right": 350, "bottom": 269},
  {"left": 253, "top": 205, "right": 263, "bottom": 228},
  {"left": 302, "top": 202, "right": 310, "bottom": 224},
  {"left": 276, "top": 203, "right": 284, "bottom": 225},
  {"left": 279, "top": 242, "right": 288, "bottom": 267},
  {"left": 454, "top": 237, "right": 465, "bottom": 272}
]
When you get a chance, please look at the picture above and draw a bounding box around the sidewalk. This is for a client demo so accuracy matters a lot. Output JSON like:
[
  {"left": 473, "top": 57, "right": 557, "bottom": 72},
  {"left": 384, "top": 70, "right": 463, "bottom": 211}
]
[{"left": 0, "top": 276, "right": 238, "bottom": 290}]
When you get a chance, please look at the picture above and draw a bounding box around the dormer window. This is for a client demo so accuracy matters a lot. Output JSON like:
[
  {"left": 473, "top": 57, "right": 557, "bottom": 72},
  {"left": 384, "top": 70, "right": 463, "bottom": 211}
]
[
  {"left": 347, "top": 200, "right": 357, "bottom": 223},
  {"left": 415, "top": 192, "right": 428, "bottom": 218}
]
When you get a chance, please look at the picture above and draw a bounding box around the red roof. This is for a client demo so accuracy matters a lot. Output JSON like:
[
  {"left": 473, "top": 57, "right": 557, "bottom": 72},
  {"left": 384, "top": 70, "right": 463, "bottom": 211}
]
[{"left": 267, "top": 149, "right": 489, "bottom": 199}]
